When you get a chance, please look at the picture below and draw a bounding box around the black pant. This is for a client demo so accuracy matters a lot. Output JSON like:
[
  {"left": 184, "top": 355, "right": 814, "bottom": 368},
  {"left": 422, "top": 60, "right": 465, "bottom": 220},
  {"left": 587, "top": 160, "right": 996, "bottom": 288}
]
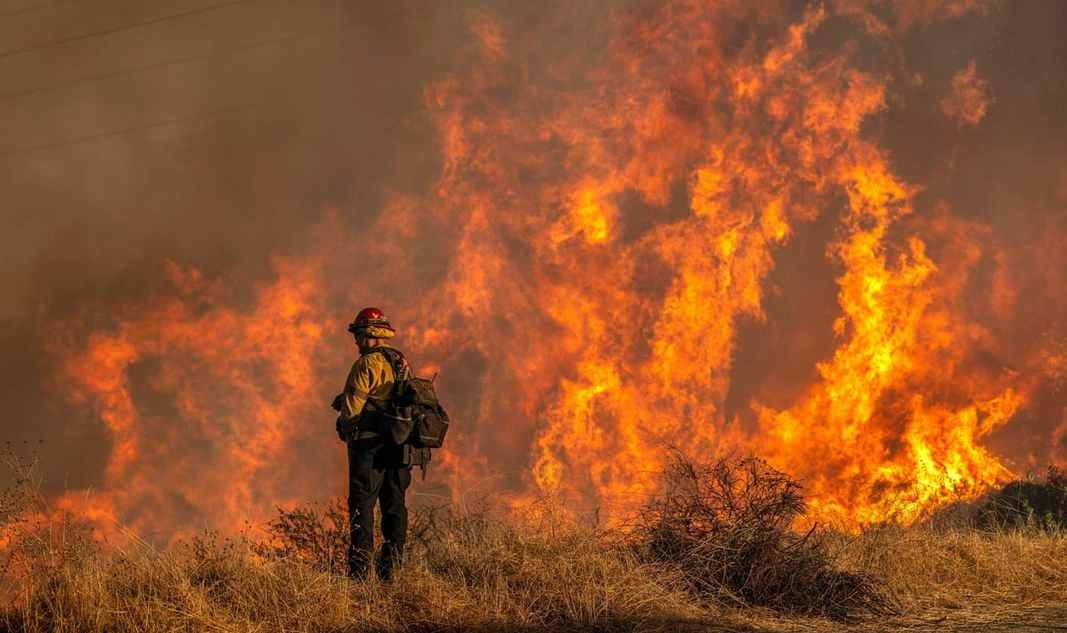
[{"left": 347, "top": 436, "right": 412, "bottom": 579}]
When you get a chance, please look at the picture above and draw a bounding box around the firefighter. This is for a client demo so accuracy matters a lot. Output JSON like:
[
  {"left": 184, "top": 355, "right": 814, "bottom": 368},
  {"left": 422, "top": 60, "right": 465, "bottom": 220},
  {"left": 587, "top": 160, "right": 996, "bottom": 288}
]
[{"left": 332, "top": 307, "right": 413, "bottom": 581}]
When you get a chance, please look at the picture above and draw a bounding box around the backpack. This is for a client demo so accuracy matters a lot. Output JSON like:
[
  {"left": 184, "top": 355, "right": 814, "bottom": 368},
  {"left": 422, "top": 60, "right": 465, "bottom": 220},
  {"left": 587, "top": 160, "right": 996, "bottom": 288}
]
[{"left": 369, "top": 347, "right": 450, "bottom": 450}]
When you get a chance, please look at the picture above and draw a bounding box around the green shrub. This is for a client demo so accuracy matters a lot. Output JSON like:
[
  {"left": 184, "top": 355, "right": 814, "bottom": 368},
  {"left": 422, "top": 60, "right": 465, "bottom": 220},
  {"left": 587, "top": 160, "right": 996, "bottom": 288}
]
[{"left": 978, "top": 466, "right": 1067, "bottom": 531}]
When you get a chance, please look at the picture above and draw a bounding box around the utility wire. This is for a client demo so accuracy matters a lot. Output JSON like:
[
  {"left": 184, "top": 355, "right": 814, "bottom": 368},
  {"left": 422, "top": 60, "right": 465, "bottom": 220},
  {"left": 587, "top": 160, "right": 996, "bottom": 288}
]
[
  {"left": 1, "top": 21, "right": 355, "bottom": 100},
  {"left": 0, "top": 0, "right": 447, "bottom": 158},
  {"left": 0, "top": 63, "right": 442, "bottom": 159},
  {"left": 0, "top": 101, "right": 261, "bottom": 158},
  {"left": 0, "top": 0, "right": 259, "bottom": 59},
  {"left": 1, "top": 2, "right": 432, "bottom": 100}
]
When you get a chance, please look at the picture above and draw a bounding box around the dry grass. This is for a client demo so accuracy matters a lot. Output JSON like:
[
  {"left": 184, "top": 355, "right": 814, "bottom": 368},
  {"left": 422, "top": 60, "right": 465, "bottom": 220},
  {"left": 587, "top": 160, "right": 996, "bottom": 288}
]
[
  {"left": 409, "top": 499, "right": 705, "bottom": 630},
  {"left": 6, "top": 447, "right": 1067, "bottom": 632},
  {"left": 828, "top": 522, "right": 1067, "bottom": 612},
  {"left": 1, "top": 451, "right": 710, "bottom": 633},
  {"left": 4, "top": 538, "right": 395, "bottom": 633},
  {"left": 0, "top": 514, "right": 710, "bottom": 633}
]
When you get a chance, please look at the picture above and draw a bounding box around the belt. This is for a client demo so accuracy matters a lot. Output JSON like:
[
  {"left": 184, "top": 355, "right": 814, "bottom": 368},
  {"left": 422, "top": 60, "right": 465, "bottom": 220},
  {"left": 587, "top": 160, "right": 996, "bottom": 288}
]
[{"left": 356, "top": 414, "right": 383, "bottom": 439}]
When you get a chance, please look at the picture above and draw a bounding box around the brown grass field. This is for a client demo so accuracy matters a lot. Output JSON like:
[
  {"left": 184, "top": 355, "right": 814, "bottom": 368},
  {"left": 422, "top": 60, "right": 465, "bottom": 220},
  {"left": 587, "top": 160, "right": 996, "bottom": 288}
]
[{"left": 3, "top": 451, "right": 1067, "bottom": 633}]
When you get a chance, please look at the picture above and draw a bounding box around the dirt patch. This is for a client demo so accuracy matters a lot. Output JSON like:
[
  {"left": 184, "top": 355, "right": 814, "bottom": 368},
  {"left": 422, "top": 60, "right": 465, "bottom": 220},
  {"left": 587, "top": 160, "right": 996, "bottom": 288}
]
[{"left": 730, "top": 605, "right": 1067, "bottom": 633}]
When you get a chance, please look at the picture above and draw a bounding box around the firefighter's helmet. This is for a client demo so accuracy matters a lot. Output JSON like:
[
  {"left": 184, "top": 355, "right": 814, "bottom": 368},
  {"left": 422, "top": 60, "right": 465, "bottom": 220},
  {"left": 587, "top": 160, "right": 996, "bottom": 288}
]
[{"left": 348, "top": 307, "right": 395, "bottom": 334}]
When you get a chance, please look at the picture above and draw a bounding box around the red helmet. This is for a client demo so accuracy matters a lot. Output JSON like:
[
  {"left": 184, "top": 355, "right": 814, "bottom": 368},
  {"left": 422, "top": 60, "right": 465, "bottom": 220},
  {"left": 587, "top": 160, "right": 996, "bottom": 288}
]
[{"left": 348, "top": 307, "right": 394, "bottom": 333}]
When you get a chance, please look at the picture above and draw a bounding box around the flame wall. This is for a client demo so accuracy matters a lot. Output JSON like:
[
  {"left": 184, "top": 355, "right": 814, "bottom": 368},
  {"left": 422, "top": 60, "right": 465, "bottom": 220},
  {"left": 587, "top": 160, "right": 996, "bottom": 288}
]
[{"left": 6, "top": 0, "right": 1066, "bottom": 539}]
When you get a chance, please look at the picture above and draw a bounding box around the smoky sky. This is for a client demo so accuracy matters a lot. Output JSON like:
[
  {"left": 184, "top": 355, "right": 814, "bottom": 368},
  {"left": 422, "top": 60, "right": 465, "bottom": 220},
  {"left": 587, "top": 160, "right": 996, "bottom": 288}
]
[
  {"left": 1, "top": 0, "right": 472, "bottom": 487},
  {"left": 2, "top": 0, "right": 1066, "bottom": 525}
]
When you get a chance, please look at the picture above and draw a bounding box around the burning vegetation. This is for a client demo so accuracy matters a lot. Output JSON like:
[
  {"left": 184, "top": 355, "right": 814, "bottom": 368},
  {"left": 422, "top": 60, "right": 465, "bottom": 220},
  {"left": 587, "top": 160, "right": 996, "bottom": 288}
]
[
  {"left": 4, "top": 447, "right": 1067, "bottom": 631},
  {"left": 17, "top": 0, "right": 1067, "bottom": 546}
]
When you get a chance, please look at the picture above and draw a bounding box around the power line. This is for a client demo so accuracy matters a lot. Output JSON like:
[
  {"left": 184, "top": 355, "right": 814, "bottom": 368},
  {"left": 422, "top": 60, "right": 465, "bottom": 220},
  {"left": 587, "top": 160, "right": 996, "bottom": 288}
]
[
  {"left": 0, "top": 0, "right": 451, "bottom": 158},
  {"left": 0, "top": 63, "right": 442, "bottom": 159},
  {"left": 1, "top": 21, "right": 355, "bottom": 100},
  {"left": 0, "top": 0, "right": 259, "bottom": 59},
  {"left": 0, "top": 103, "right": 252, "bottom": 158},
  {"left": 1, "top": 2, "right": 435, "bottom": 100}
]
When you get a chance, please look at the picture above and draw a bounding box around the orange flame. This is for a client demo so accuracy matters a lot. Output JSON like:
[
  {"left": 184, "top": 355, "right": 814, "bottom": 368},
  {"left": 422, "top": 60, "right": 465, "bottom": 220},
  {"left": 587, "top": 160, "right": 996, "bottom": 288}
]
[{"left": 39, "top": 0, "right": 1067, "bottom": 539}]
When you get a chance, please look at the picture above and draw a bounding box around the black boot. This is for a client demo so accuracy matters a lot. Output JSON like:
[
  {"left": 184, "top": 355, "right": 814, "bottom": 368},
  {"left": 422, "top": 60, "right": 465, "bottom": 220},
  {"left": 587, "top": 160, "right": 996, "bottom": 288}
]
[
  {"left": 376, "top": 541, "right": 404, "bottom": 581},
  {"left": 347, "top": 547, "right": 373, "bottom": 581}
]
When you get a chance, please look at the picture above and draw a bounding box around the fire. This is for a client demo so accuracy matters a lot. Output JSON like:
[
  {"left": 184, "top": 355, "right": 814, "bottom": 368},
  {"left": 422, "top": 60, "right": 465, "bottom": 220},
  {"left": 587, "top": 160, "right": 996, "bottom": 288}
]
[
  {"left": 44, "top": 228, "right": 343, "bottom": 538},
  {"left": 753, "top": 155, "right": 1019, "bottom": 523},
  {"left": 36, "top": 0, "right": 1067, "bottom": 539}
]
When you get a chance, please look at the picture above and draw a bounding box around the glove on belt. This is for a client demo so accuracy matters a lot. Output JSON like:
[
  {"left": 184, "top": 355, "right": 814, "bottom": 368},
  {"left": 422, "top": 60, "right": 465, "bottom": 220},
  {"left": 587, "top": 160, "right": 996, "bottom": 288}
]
[{"left": 337, "top": 416, "right": 362, "bottom": 441}]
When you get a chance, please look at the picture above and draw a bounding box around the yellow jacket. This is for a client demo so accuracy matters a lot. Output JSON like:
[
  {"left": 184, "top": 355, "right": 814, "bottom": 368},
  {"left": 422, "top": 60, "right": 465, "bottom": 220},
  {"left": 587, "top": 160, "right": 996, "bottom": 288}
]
[{"left": 339, "top": 345, "right": 412, "bottom": 439}]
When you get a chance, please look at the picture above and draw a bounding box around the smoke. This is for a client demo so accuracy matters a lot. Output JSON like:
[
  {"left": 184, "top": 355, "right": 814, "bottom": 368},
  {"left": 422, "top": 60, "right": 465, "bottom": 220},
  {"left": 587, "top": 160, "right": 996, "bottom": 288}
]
[
  {"left": 1, "top": 0, "right": 461, "bottom": 497},
  {"left": 2, "top": 0, "right": 1066, "bottom": 539},
  {"left": 941, "top": 61, "right": 994, "bottom": 127}
]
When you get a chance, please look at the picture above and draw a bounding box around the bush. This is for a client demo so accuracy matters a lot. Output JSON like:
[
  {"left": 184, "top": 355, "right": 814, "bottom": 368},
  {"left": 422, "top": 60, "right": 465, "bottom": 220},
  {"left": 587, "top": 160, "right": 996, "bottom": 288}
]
[
  {"left": 632, "top": 450, "right": 899, "bottom": 620},
  {"left": 978, "top": 466, "right": 1067, "bottom": 531},
  {"left": 249, "top": 498, "right": 349, "bottom": 574}
]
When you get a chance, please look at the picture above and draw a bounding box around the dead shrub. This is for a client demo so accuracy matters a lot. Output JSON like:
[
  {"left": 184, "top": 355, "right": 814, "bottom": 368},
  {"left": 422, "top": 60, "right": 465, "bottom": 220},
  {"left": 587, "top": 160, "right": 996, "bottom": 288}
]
[
  {"left": 249, "top": 498, "right": 349, "bottom": 574},
  {"left": 0, "top": 446, "right": 100, "bottom": 611},
  {"left": 632, "top": 450, "right": 899, "bottom": 620}
]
